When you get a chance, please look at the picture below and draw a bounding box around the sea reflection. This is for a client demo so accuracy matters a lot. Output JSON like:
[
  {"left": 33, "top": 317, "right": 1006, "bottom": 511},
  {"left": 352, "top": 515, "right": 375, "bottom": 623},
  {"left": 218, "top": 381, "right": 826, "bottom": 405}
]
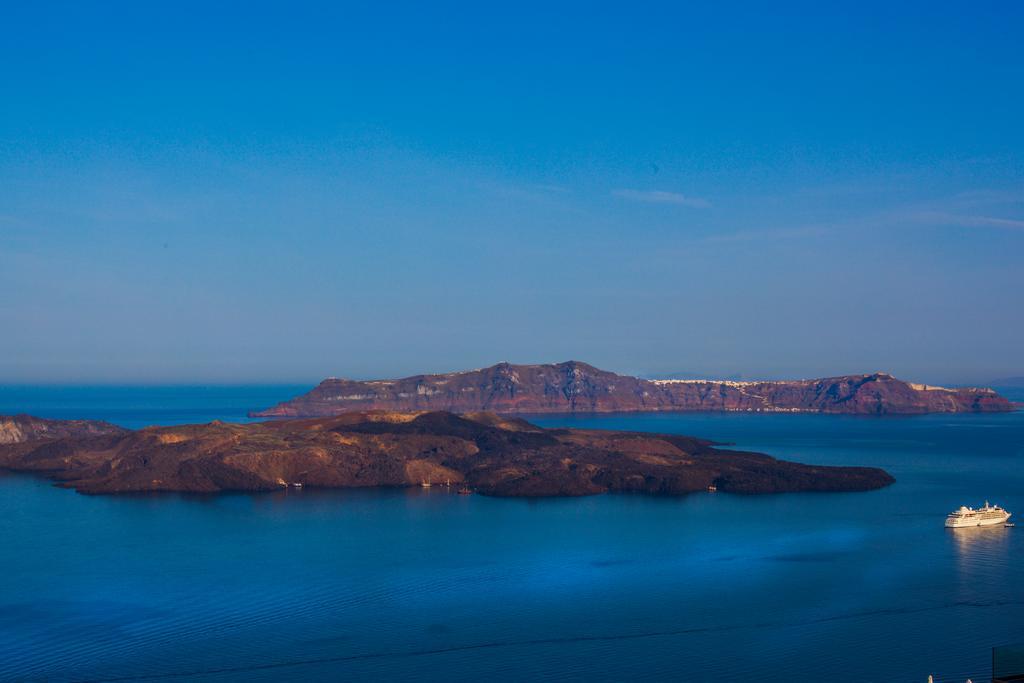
[{"left": 950, "top": 524, "right": 1013, "bottom": 587}]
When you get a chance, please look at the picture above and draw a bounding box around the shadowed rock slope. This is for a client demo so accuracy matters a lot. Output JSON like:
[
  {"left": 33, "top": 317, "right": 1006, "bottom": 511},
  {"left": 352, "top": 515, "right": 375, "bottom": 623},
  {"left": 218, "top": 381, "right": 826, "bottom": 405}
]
[
  {"left": 0, "top": 414, "right": 127, "bottom": 444},
  {"left": 252, "top": 362, "right": 1012, "bottom": 417},
  {"left": 0, "top": 411, "right": 894, "bottom": 497}
]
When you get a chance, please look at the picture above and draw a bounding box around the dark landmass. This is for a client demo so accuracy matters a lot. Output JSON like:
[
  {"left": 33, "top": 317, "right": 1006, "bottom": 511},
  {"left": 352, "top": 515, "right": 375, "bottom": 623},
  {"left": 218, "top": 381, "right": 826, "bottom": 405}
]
[
  {"left": 253, "top": 361, "right": 1013, "bottom": 418},
  {"left": 0, "top": 414, "right": 128, "bottom": 444},
  {"left": 0, "top": 411, "right": 893, "bottom": 497}
]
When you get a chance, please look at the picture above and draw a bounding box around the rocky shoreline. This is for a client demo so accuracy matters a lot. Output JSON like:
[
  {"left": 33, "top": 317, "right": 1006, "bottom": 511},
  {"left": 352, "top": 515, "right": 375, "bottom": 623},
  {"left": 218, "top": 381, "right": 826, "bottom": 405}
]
[{"left": 0, "top": 411, "right": 894, "bottom": 497}]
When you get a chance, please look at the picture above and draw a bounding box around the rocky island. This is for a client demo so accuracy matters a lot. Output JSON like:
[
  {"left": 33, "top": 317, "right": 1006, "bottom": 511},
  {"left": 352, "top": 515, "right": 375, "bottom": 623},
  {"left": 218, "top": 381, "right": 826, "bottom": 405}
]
[
  {"left": 0, "top": 411, "right": 893, "bottom": 497},
  {"left": 0, "top": 413, "right": 128, "bottom": 444},
  {"left": 252, "top": 361, "right": 1013, "bottom": 417}
]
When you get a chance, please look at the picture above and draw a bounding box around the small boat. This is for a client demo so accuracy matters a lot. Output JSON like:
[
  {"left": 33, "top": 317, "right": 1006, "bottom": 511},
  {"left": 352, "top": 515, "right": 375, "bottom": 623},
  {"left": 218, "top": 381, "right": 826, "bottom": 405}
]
[
  {"left": 457, "top": 486, "right": 472, "bottom": 495},
  {"left": 420, "top": 480, "right": 432, "bottom": 488},
  {"left": 290, "top": 482, "right": 303, "bottom": 489},
  {"left": 707, "top": 485, "right": 717, "bottom": 493},
  {"left": 945, "top": 501, "right": 1011, "bottom": 528}
]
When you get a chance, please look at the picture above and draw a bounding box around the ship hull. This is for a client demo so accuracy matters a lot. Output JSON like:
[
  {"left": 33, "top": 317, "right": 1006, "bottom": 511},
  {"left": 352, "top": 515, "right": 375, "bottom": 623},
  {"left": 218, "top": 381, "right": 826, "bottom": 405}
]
[{"left": 945, "top": 512, "right": 1011, "bottom": 528}]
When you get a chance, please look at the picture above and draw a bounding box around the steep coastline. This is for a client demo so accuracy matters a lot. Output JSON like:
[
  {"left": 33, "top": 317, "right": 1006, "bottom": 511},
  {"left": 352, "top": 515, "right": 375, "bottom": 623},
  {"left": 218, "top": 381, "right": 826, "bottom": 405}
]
[
  {"left": 0, "top": 411, "right": 894, "bottom": 497},
  {"left": 252, "top": 361, "right": 1013, "bottom": 417},
  {"left": 0, "top": 414, "right": 128, "bottom": 444}
]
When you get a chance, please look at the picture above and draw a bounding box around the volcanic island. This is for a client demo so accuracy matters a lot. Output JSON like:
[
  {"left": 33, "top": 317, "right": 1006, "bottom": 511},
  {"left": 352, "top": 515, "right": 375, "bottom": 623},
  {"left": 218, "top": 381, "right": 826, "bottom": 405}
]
[{"left": 1, "top": 411, "right": 893, "bottom": 497}]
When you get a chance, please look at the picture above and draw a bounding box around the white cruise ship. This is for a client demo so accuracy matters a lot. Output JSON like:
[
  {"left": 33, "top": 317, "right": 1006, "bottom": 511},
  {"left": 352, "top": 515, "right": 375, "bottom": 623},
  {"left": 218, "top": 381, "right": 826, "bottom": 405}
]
[{"left": 945, "top": 501, "right": 1011, "bottom": 528}]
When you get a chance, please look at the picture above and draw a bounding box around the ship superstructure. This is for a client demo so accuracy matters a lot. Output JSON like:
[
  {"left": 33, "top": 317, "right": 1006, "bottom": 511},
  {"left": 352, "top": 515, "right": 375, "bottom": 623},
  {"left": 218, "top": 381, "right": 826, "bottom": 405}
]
[{"left": 945, "top": 502, "right": 1011, "bottom": 528}]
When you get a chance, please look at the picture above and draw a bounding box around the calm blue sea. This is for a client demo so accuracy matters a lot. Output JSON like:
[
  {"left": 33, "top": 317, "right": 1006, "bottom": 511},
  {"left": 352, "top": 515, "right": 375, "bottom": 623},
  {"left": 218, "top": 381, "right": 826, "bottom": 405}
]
[{"left": 1, "top": 386, "right": 1023, "bottom": 682}]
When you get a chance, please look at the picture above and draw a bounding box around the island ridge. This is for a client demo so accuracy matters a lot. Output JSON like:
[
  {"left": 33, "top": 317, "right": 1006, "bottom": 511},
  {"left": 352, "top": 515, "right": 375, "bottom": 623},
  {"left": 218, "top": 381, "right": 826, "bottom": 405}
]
[{"left": 252, "top": 361, "right": 1012, "bottom": 418}]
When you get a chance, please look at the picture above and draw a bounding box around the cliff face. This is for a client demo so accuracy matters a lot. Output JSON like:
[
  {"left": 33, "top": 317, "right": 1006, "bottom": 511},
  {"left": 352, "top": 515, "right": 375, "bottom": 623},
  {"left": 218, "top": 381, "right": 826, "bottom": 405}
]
[
  {"left": 252, "top": 362, "right": 1013, "bottom": 417},
  {"left": 0, "top": 411, "right": 894, "bottom": 497},
  {"left": 0, "top": 414, "right": 127, "bottom": 445}
]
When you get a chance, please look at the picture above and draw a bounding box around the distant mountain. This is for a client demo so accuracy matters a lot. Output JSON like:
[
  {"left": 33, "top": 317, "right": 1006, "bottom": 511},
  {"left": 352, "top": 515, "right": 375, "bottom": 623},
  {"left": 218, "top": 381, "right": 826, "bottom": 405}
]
[{"left": 252, "top": 361, "right": 1014, "bottom": 417}]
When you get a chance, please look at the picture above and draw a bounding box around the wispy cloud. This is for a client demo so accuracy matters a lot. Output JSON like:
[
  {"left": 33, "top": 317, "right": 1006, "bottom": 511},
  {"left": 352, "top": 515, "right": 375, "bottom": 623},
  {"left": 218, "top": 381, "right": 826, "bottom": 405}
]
[
  {"left": 945, "top": 187, "right": 1024, "bottom": 208},
  {"left": 612, "top": 189, "right": 711, "bottom": 208},
  {"left": 701, "top": 225, "right": 829, "bottom": 244},
  {"left": 907, "top": 211, "right": 1024, "bottom": 231}
]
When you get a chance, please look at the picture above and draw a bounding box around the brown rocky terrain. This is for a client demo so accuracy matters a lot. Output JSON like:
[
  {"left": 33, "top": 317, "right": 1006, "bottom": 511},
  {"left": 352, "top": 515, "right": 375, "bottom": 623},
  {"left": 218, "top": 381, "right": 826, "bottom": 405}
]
[
  {"left": 252, "top": 361, "right": 1013, "bottom": 417},
  {"left": 0, "top": 414, "right": 127, "bottom": 444},
  {"left": 0, "top": 411, "right": 893, "bottom": 497}
]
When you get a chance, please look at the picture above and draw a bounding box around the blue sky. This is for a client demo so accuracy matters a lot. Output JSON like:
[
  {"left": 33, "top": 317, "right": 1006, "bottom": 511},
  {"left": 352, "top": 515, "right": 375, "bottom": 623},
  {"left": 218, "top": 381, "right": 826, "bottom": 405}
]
[{"left": 1, "top": 1, "right": 1022, "bottom": 384}]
